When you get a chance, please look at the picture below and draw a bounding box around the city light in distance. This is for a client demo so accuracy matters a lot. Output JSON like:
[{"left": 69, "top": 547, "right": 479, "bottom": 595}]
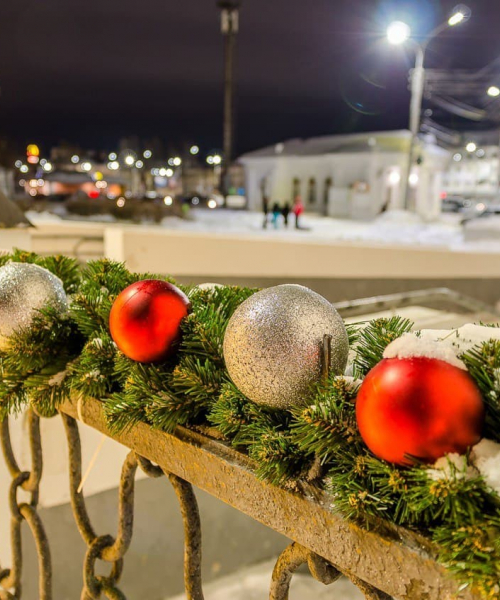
[
  {"left": 81, "top": 162, "right": 92, "bottom": 172},
  {"left": 466, "top": 142, "right": 477, "bottom": 153},
  {"left": 476, "top": 148, "right": 486, "bottom": 158},
  {"left": 29, "top": 189, "right": 37, "bottom": 197},
  {"left": 192, "top": 196, "right": 200, "bottom": 205},
  {"left": 168, "top": 158, "right": 175, "bottom": 166},
  {"left": 20, "top": 165, "right": 29, "bottom": 173},
  {"left": 143, "top": 150, "right": 152, "bottom": 159},
  {"left": 159, "top": 168, "right": 167, "bottom": 177},
  {"left": 40, "top": 159, "right": 47, "bottom": 166},
  {"left": 15, "top": 160, "right": 22, "bottom": 168},
  {"left": 108, "top": 161, "right": 119, "bottom": 170},
  {"left": 190, "top": 145, "right": 200, "bottom": 155},
  {"left": 37, "top": 179, "right": 44, "bottom": 186},
  {"left": 409, "top": 173, "right": 419, "bottom": 186},
  {"left": 212, "top": 154, "right": 222, "bottom": 165},
  {"left": 208, "top": 199, "right": 217, "bottom": 209},
  {"left": 173, "top": 157, "right": 182, "bottom": 166},
  {"left": 453, "top": 153, "right": 462, "bottom": 162},
  {"left": 487, "top": 86, "right": 500, "bottom": 97},
  {"left": 29, "top": 179, "right": 39, "bottom": 187},
  {"left": 124, "top": 155, "right": 135, "bottom": 166},
  {"left": 19, "top": 179, "right": 26, "bottom": 186},
  {"left": 166, "top": 168, "right": 174, "bottom": 177},
  {"left": 71, "top": 155, "right": 80, "bottom": 164},
  {"left": 163, "top": 195, "right": 173, "bottom": 206},
  {"left": 42, "top": 162, "right": 53, "bottom": 172},
  {"left": 135, "top": 160, "right": 144, "bottom": 168},
  {"left": 388, "top": 170, "right": 401, "bottom": 185},
  {"left": 386, "top": 21, "right": 410, "bottom": 45},
  {"left": 116, "top": 197, "right": 126, "bottom": 207},
  {"left": 109, "top": 152, "right": 117, "bottom": 161}
]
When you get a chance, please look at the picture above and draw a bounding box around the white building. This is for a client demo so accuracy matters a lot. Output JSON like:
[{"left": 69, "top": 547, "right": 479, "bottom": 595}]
[
  {"left": 443, "top": 144, "right": 500, "bottom": 200},
  {"left": 240, "top": 130, "right": 451, "bottom": 220}
]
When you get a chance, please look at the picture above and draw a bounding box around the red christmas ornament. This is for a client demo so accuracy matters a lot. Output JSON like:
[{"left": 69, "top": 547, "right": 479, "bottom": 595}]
[
  {"left": 356, "top": 357, "right": 484, "bottom": 466},
  {"left": 109, "top": 280, "right": 190, "bottom": 363}
]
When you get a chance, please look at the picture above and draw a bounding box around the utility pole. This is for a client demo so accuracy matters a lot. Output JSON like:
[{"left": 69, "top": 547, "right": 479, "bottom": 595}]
[{"left": 217, "top": 0, "right": 240, "bottom": 200}]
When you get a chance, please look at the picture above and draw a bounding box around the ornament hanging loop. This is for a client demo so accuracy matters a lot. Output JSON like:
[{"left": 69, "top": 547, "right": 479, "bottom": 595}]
[{"left": 320, "top": 334, "right": 332, "bottom": 383}]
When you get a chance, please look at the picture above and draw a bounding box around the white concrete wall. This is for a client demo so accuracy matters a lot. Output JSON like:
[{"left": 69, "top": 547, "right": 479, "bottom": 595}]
[{"left": 104, "top": 226, "right": 500, "bottom": 280}]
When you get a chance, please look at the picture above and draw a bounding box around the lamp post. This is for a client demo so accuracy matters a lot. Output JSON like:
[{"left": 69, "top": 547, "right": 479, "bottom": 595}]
[
  {"left": 217, "top": 0, "right": 241, "bottom": 201},
  {"left": 387, "top": 6, "right": 470, "bottom": 211}
]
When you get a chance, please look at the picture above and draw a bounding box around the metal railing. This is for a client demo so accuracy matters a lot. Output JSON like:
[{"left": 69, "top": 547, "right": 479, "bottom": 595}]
[
  {"left": 0, "top": 396, "right": 481, "bottom": 600},
  {"left": 0, "top": 289, "right": 489, "bottom": 600}
]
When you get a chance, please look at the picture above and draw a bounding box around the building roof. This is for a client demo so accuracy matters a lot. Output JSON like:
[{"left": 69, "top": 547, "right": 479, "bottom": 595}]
[{"left": 239, "top": 129, "right": 414, "bottom": 160}]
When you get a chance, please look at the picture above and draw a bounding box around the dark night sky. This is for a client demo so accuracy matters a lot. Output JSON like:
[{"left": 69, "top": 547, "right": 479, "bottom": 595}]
[{"left": 0, "top": 0, "right": 499, "bottom": 156}]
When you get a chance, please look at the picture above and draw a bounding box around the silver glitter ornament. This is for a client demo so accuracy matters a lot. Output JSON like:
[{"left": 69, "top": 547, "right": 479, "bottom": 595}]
[
  {"left": 223, "top": 284, "right": 349, "bottom": 409},
  {"left": 0, "top": 262, "right": 68, "bottom": 350}
]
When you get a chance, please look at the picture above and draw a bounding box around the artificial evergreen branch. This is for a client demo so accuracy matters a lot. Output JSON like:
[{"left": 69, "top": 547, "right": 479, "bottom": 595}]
[{"left": 353, "top": 316, "right": 414, "bottom": 377}]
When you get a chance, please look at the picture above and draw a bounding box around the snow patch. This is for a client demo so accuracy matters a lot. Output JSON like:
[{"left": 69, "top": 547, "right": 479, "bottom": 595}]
[
  {"left": 427, "top": 453, "right": 477, "bottom": 481},
  {"left": 374, "top": 209, "right": 423, "bottom": 225},
  {"left": 384, "top": 324, "right": 500, "bottom": 370},
  {"left": 383, "top": 334, "right": 466, "bottom": 370},
  {"left": 471, "top": 439, "right": 500, "bottom": 495}
]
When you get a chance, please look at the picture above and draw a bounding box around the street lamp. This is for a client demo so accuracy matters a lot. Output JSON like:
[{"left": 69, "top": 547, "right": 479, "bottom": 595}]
[
  {"left": 487, "top": 85, "right": 500, "bottom": 97},
  {"left": 387, "top": 5, "right": 470, "bottom": 210}
]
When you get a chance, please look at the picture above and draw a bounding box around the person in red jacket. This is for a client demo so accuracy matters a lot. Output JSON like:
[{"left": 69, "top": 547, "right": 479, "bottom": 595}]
[{"left": 292, "top": 195, "right": 304, "bottom": 229}]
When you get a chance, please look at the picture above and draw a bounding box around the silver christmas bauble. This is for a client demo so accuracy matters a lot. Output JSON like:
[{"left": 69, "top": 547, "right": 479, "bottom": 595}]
[
  {"left": 0, "top": 262, "right": 68, "bottom": 350},
  {"left": 223, "top": 284, "right": 349, "bottom": 409}
]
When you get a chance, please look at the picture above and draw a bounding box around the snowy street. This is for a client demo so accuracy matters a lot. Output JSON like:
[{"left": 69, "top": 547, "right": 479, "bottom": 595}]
[{"left": 26, "top": 208, "right": 500, "bottom": 253}]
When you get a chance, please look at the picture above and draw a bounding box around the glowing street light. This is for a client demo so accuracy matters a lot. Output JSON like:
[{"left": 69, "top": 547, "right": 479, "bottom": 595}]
[
  {"left": 109, "top": 152, "right": 118, "bottom": 161},
  {"left": 108, "top": 161, "right": 119, "bottom": 170},
  {"left": 42, "top": 162, "right": 53, "bottom": 172},
  {"left": 166, "top": 168, "right": 174, "bottom": 177},
  {"left": 135, "top": 160, "right": 144, "bottom": 168},
  {"left": 448, "top": 10, "right": 465, "bottom": 26},
  {"left": 487, "top": 85, "right": 500, "bottom": 97},
  {"left": 81, "top": 162, "right": 92, "bottom": 172},
  {"left": 124, "top": 155, "right": 135, "bottom": 166},
  {"left": 386, "top": 21, "right": 411, "bottom": 45},
  {"left": 163, "top": 195, "right": 173, "bottom": 206},
  {"left": 212, "top": 154, "right": 222, "bottom": 165},
  {"left": 190, "top": 145, "right": 200, "bottom": 155},
  {"left": 143, "top": 150, "right": 152, "bottom": 159},
  {"left": 14, "top": 160, "right": 22, "bottom": 168},
  {"left": 386, "top": 6, "right": 470, "bottom": 210},
  {"left": 173, "top": 157, "right": 182, "bottom": 166},
  {"left": 466, "top": 142, "right": 477, "bottom": 152},
  {"left": 71, "top": 155, "right": 80, "bottom": 164},
  {"left": 20, "top": 165, "right": 29, "bottom": 173}
]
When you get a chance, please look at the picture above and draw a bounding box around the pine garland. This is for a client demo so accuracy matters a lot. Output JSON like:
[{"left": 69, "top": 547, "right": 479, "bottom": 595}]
[{"left": 1, "top": 252, "right": 500, "bottom": 596}]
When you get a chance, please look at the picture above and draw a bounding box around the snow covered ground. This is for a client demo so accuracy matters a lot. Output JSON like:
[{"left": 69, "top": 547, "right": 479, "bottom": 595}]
[{"left": 26, "top": 208, "right": 500, "bottom": 253}]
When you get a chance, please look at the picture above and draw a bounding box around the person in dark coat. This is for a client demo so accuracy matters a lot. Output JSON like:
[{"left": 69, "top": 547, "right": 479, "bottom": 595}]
[
  {"left": 262, "top": 196, "right": 270, "bottom": 229},
  {"left": 281, "top": 202, "right": 291, "bottom": 228}
]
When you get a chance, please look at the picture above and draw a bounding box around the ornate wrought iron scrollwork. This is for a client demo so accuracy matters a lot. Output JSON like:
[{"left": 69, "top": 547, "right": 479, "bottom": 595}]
[
  {"left": 61, "top": 412, "right": 205, "bottom": 600},
  {"left": 0, "top": 411, "right": 52, "bottom": 600},
  {"left": 270, "top": 542, "right": 393, "bottom": 600}
]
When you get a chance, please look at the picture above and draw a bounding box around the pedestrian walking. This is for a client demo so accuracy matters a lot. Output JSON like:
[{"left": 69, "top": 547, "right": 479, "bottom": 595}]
[
  {"left": 272, "top": 202, "right": 281, "bottom": 229},
  {"left": 281, "top": 202, "right": 291, "bottom": 228},
  {"left": 292, "top": 195, "right": 304, "bottom": 229},
  {"left": 262, "top": 196, "right": 270, "bottom": 229}
]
